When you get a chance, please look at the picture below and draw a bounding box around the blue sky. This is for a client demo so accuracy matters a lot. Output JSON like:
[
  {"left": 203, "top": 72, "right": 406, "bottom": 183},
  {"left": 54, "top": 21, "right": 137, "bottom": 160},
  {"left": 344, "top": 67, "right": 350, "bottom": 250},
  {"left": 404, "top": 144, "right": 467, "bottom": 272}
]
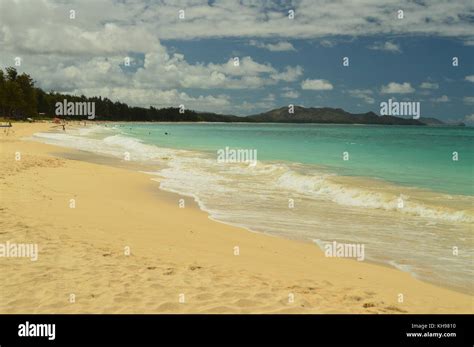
[
  {"left": 166, "top": 36, "right": 474, "bottom": 120},
  {"left": 0, "top": 0, "right": 473, "bottom": 122}
]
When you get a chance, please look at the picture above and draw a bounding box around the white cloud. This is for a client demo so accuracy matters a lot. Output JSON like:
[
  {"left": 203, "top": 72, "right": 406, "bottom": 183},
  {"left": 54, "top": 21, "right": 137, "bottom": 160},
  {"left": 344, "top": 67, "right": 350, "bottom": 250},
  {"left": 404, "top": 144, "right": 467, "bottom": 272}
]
[
  {"left": 74, "top": 87, "right": 232, "bottom": 112},
  {"left": 465, "top": 75, "right": 474, "bottom": 82},
  {"left": 263, "top": 93, "right": 276, "bottom": 102},
  {"left": 381, "top": 82, "right": 415, "bottom": 94},
  {"left": 2, "top": 1, "right": 473, "bottom": 43},
  {"left": 432, "top": 95, "right": 450, "bottom": 103},
  {"left": 0, "top": 0, "right": 309, "bottom": 114},
  {"left": 368, "top": 41, "right": 401, "bottom": 53},
  {"left": 320, "top": 40, "right": 336, "bottom": 47},
  {"left": 301, "top": 79, "right": 333, "bottom": 91},
  {"left": 249, "top": 40, "right": 296, "bottom": 51},
  {"left": 349, "top": 89, "right": 375, "bottom": 104},
  {"left": 0, "top": 25, "right": 302, "bottom": 113},
  {"left": 270, "top": 66, "right": 303, "bottom": 82},
  {"left": 464, "top": 114, "right": 474, "bottom": 122},
  {"left": 420, "top": 82, "right": 439, "bottom": 89},
  {"left": 463, "top": 96, "right": 474, "bottom": 105},
  {"left": 89, "top": 0, "right": 474, "bottom": 41},
  {"left": 281, "top": 90, "right": 300, "bottom": 99},
  {"left": 1, "top": 0, "right": 472, "bottom": 114}
]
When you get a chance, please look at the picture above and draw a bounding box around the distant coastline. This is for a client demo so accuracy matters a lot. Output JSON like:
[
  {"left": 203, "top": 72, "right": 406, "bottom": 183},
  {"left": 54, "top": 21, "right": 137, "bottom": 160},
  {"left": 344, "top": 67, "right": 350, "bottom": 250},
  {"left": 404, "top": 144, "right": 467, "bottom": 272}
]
[{"left": 0, "top": 67, "right": 465, "bottom": 126}]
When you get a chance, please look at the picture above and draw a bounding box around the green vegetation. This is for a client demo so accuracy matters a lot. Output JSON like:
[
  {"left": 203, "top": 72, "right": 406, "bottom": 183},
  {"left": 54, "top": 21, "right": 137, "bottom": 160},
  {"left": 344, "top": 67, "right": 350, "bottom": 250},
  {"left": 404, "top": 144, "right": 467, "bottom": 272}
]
[
  {"left": 0, "top": 67, "right": 240, "bottom": 122},
  {"left": 0, "top": 67, "right": 37, "bottom": 119}
]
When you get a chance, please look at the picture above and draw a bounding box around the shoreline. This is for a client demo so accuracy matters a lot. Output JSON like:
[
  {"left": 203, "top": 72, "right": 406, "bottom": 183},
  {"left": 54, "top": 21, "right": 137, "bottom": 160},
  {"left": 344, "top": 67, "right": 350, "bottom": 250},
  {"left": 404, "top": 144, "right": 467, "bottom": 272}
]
[
  {"left": 47, "top": 135, "right": 473, "bottom": 294},
  {"left": 0, "top": 122, "right": 472, "bottom": 313}
]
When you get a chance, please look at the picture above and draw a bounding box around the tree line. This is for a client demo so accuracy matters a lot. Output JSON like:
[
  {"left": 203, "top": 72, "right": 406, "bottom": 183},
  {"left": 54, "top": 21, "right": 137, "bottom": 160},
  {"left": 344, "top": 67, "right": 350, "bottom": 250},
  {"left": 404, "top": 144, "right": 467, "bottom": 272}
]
[{"left": 0, "top": 67, "right": 243, "bottom": 122}]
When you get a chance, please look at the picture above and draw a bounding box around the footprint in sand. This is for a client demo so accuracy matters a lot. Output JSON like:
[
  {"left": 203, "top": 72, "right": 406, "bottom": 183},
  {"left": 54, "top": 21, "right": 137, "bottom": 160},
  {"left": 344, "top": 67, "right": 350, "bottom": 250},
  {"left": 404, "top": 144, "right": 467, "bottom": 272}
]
[
  {"left": 362, "top": 302, "right": 376, "bottom": 308},
  {"left": 188, "top": 265, "right": 202, "bottom": 271},
  {"left": 162, "top": 268, "right": 175, "bottom": 275},
  {"left": 384, "top": 305, "right": 408, "bottom": 313}
]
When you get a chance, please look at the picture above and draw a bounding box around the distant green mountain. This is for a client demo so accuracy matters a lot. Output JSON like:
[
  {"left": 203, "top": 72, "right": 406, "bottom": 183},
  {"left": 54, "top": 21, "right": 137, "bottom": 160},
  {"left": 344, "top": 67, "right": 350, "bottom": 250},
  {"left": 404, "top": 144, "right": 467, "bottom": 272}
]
[
  {"left": 247, "top": 106, "right": 424, "bottom": 125},
  {"left": 419, "top": 117, "right": 465, "bottom": 127}
]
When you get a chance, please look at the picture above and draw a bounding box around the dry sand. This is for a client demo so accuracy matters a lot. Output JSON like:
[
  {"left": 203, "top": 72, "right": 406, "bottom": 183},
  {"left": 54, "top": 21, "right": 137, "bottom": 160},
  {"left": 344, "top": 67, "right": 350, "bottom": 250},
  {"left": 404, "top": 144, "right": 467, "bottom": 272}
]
[{"left": 0, "top": 122, "right": 472, "bottom": 313}]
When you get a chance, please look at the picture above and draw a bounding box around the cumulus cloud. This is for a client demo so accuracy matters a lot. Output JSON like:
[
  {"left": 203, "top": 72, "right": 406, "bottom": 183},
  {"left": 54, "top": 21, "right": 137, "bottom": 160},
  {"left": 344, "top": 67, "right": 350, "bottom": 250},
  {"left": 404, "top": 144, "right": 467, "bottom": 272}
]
[
  {"left": 1, "top": 0, "right": 472, "bottom": 114},
  {"left": 432, "top": 95, "right": 450, "bottom": 103},
  {"left": 75, "top": 87, "right": 231, "bottom": 111},
  {"left": 320, "top": 40, "right": 336, "bottom": 47},
  {"left": 348, "top": 89, "right": 375, "bottom": 104},
  {"left": 463, "top": 96, "right": 474, "bottom": 105},
  {"left": 381, "top": 82, "right": 415, "bottom": 94},
  {"left": 0, "top": 0, "right": 309, "bottom": 113},
  {"left": 301, "top": 79, "right": 333, "bottom": 91},
  {"left": 368, "top": 41, "right": 401, "bottom": 53},
  {"left": 170, "top": 1, "right": 473, "bottom": 40},
  {"left": 23, "top": 0, "right": 469, "bottom": 41},
  {"left": 281, "top": 90, "right": 300, "bottom": 99},
  {"left": 464, "top": 114, "right": 474, "bottom": 122},
  {"left": 420, "top": 82, "right": 439, "bottom": 89},
  {"left": 249, "top": 40, "right": 296, "bottom": 51},
  {"left": 2, "top": 1, "right": 473, "bottom": 42},
  {"left": 271, "top": 66, "right": 304, "bottom": 82}
]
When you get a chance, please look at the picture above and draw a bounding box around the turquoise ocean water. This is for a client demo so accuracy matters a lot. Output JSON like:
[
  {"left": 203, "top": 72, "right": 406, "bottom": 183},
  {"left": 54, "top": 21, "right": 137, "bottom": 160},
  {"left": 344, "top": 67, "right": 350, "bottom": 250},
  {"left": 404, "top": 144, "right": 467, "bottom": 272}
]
[
  {"left": 31, "top": 123, "right": 474, "bottom": 294},
  {"left": 122, "top": 123, "right": 474, "bottom": 195}
]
